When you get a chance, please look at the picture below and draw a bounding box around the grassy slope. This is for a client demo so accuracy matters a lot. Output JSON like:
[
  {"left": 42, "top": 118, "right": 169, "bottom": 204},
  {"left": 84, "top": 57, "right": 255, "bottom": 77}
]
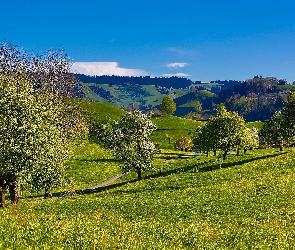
[
  {"left": 72, "top": 98, "right": 125, "bottom": 122},
  {"left": 0, "top": 100, "right": 292, "bottom": 249},
  {"left": 151, "top": 115, "right": 203, "bottom": 149},
  {"left": 2, "top": 148, "right": 295, "bottom": 249},
  {"left": 83, "top": 83, "right": 188, "bottom": 108}
]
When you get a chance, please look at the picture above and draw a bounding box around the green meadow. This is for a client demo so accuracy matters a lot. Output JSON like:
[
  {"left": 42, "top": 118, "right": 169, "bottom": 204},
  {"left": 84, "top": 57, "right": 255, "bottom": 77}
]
[
  {"left": 81, "top": 83, "right": 188, "bottom": 109},
  {"left": 1, "top": 100, "right": 294, "bottom": 250}
]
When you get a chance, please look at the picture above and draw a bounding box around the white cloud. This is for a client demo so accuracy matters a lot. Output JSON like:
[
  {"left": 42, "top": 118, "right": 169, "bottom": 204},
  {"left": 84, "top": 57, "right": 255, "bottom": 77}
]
[
  {"left": 167, "top": 47, "right": 199, "bottom": 57},
  {"left": 165, "top": 62, "right": 189, "bottom": 68},
  {"left": 161, "top": 73, "right": 191, "bottom": 77},
  {"left": 72, "top": 62, "right": 148, "bottom": 76}
]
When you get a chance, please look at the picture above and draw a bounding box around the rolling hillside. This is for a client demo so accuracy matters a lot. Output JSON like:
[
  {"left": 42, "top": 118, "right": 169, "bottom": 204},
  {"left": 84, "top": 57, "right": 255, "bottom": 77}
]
[
  {"left": 2, "top": 100, "right": 295, "bottom": 249},
  {"left": 81, "top": 82, "right": 188, "bottom": 110},
  {"left": 79, "top": 76, "right": 295, "bottom": 122}
]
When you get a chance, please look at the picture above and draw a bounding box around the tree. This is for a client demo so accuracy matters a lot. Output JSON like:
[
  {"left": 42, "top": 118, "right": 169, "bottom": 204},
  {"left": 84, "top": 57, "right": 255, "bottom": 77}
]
[
  {"left": 242, "top": 127, "right": 259, "bottom": 153},
  {"left": 98, "top": 111, "right": 157, "bottom": 180},
  {"left": 160, "top": 96, "right": 176, "bottom": 115},
  {"left": 0, "top": 43, "right": 85, "bottom": 207},
  {"left": 0, "top": 42, "right": 77, "bottom": 97},
  {"left": 282, "top": 92, "right": 295, "bottom": 129},
  {"left": 259, "top": 111, "right": 292, "bottom": 151},
  {"left": 192, "top": 124, "right": 217, "bottom": 156},
  {"left": 259, "top": 93, "right": 295, "bottom": 151},
  {"left": 193, "top": 106, "right": 249, "bottom": 160},
  {"left": 213, "top": 107, "right": 249, "bottom": 159},
  {"left": 0, "top": 75, "right": 72, "bottom": 206},
  {"left": 195, "top": 101, "right": 202, "bottom": 112}
]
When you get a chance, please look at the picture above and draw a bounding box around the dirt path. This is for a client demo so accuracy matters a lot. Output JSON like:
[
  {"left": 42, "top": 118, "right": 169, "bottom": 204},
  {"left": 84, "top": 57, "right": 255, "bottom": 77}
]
[
  {"left": 76, "top": 172, "right": 128, "bottom": 194},
  {"left": 54, "top": 172, "right": 128, "bottom": 198}
]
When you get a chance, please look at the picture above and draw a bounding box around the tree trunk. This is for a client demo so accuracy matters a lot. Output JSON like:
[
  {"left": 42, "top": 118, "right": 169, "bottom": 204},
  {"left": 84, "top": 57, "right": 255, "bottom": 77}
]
[
  {"left": 223, "top": 151, "right": 228, "bottom": 160},
  {"left": 44, "top": 181, "right": 52, "bottom": 199},
  {"left": 244, "top": 148, "right": 247, "bottom": 154},
  {"left": 8, "top": 179, "right": 20, "bottom": 205},
  {"left": 0, "top": 177, "right": 6, "bottom": 208},
  {"left": 213, "top": 150, "right": 216, "bottom": 156},
  {"left": 136, "top": 168, "right": 142, "bottom": 180},
  {"left": 44, "top": 189, "right": 51, "bottom": 199},
  {"left": 206, "top": 151, "right": 209, "bottom": 157},
  {"left": 279, "top": 144, "right": 283, "bottom": 151}
]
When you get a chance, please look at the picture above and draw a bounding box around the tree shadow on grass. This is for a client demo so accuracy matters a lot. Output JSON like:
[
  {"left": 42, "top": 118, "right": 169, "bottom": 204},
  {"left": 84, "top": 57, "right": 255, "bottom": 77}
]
[
  {"left": 154, "top": 152, "right": 201, "bottom": 161},
  {"left": 76, "top": 158, "right": 116, "bottom": 163},
  {"left": 52, "top": 178, "right": 139, "bottom": 198},
  {"left": 197, "top": 152, "right": 288, "bottom": 173}
]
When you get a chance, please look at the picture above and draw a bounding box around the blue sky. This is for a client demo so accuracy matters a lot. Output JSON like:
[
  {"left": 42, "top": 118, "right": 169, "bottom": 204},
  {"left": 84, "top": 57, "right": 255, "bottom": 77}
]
[{"left": 1, "top": 0, "right": 295, "bottom": 82}]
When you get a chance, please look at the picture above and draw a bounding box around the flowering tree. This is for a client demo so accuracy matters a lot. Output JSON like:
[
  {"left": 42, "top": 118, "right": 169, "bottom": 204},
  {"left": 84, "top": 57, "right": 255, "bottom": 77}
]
[
  {"left": 242, "top": 127, "right": 259, "bottom": 153},
  {"left": 0, "top": 43, "right": 85, "bottom": 207},
  {"left": 98, "top": 111, "right": 157, "bottom": 180},
  {"left": 193, "top": 106, "right": 249, "bottom": 160}
]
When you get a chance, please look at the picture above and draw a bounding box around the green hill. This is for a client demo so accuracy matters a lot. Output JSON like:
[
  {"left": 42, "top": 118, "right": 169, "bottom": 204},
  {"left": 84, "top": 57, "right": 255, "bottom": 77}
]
[
  {"left": 82, "top": 83, "right": 188, "bottom": 110},
  {"left": 172, "top": 90, "right": 214, "bottom": 116},
  {"left": 72, "top": 98, "right": 125, "bottom": 122},
  {"left": 80, "top": 76, "right": 295, "bottom": 122},
  {"left": 1, "top": 100, "right": 294, "bottom": 249}
]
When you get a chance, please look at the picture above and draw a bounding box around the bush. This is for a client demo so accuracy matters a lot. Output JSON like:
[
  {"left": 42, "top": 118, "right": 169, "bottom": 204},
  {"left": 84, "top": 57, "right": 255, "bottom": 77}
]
[{"left": 175, "top": 136, "right": 193, "bottom": 152}]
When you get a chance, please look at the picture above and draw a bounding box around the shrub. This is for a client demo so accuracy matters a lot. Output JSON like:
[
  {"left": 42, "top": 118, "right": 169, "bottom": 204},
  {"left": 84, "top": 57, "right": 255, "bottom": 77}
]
[{"left": 175, "top": 136, "right": 193, "bottom": 152}]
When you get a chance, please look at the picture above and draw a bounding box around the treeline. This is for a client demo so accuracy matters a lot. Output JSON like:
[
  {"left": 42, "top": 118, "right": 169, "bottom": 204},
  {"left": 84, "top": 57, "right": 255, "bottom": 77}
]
[{"left": 75, "top": 74, "right": 193, "bottom": 89}]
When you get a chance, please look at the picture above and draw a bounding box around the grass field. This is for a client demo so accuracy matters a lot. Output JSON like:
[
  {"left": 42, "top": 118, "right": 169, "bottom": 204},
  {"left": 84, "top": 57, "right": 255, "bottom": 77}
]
[
  {"left": 1, "top": 99, "right": 292, "bottom": 250},
  {"left": 81, "top": 83, "right": 188, "bottom": 110}
]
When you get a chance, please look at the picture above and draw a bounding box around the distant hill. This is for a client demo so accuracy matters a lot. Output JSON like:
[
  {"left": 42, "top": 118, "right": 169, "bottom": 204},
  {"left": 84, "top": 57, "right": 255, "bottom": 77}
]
[
  {"left": 80, "top": 82, "right": 188, "bottom": 111},
  {"left": 156, "top": 90, "right": 214, "bottom": 117},
  {"left": 213, "top": 76, "right": 295, "bottom": 121},
  {"left": 76, "top": 74, "right": 295, "bottom": 121}
]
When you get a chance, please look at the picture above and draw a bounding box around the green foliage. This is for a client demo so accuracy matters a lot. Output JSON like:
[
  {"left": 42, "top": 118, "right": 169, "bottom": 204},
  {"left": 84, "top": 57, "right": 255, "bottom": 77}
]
[
  {"left": 282, "top": 92, "right": 295, "bottom": 129},
  {"left": 193, "top": 106, "right": 251, "bottom": 159},
  {"left": 192, "top": 124, "right": 214, "bottom": 155},
  {"left": 0, "top": 43, "right": 86, "bottom": 205},
  {"left": 259, "top": 93, "right": 295, "bottom": 151},
  {"left": 160, "top": 96, "right": 176, "bottom": 115},
  {"left": 195, "top": 100, "right": 202, "bottom": 112},
  {"left": 259, "top": 111, "right": 292, "bottom": 151},
  {"left": 174, "top": 136, "right": 193, "bottom": 151},
  {"left": 71, "top": 98, "right": 125, "bottom": 142},
  {"left": 98, "top": 111, "right": 158, "bottom": 180},
  {"left": 0, "top": 75, "right": 76, "bottom": 203}
]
